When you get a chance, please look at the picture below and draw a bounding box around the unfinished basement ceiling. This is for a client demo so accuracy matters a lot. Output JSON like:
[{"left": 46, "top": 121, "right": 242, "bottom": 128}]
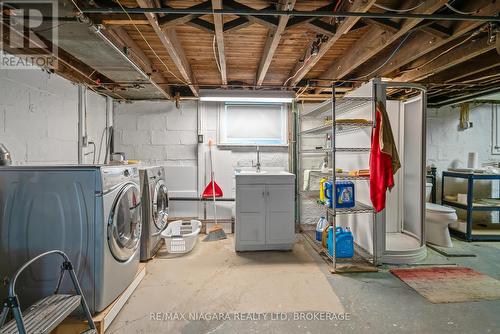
[{"left": 2, "top": 0, "right": 499, "bottom": 103}]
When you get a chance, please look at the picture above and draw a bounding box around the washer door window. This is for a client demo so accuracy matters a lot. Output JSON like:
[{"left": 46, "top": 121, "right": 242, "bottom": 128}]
[
  {"left": 108, "top": 183, "right": 142, "bottom": 262},
  {"left": 153, "top": 180, "right": 169, "bottom": 232}
]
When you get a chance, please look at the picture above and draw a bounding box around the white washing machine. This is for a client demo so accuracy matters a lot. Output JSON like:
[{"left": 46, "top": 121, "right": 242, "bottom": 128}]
[
  {"left": 139, "top": 166, "right": 169, "bottom": 261},
  {"left": 0, "top": 165, "right": 142, "bottom": 314}
]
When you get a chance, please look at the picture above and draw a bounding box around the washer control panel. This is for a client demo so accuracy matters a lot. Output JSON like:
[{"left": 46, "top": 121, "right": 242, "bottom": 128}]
[{"left": 102, "top": 166, "right": 139, "bottom": 192}]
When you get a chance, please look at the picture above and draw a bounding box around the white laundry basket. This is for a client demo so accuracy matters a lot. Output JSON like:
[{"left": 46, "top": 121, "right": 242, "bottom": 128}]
[{"left": 161, "top": 220, "right": 202, "bottom": 254}]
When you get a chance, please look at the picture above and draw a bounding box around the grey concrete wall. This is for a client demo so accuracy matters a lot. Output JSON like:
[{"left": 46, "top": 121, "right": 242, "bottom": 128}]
[{"left": 0, "top": 69, "right": 107, "bottom": 164}]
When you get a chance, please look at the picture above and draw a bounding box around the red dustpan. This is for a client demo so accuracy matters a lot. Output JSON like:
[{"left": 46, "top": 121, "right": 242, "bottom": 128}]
[
  {"left": 202, "top": 179, "right": 223, "bottom": 198},
  {"left": 202, "top": 140, "right": 223, "bottom": 199}
]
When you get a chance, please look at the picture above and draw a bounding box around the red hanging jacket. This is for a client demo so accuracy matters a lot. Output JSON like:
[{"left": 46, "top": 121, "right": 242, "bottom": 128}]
[{"left": 370, "top": 102, "right": 400, "bottom": 213}]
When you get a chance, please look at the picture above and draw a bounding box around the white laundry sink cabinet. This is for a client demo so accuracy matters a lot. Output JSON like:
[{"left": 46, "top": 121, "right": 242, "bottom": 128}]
[{"left": 235, "top": 171, "right": 296, "bottom": 251}]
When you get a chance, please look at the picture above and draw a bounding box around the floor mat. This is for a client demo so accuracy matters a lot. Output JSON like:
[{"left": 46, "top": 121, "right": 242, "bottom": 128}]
[{"left": 390, "top": 266, "right": 500, "bottom": 303}]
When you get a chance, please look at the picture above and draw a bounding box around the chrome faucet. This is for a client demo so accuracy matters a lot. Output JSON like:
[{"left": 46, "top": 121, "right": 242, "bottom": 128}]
[{"left": 255, "top": 146, "right": 261, "bottom": 173}]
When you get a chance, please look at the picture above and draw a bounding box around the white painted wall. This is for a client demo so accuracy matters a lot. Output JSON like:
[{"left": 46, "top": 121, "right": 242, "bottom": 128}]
[
  {"left": 427, "top": 103, "right": 499, "bottom": 223},
  {"left": 113, "top": 100, "right": 290, "bottom": 223},
  {"left": 0, "top": 69, "right": 107, "bottom": 164}
]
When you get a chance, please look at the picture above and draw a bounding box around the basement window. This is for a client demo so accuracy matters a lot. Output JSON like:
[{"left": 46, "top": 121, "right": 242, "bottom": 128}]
[{"left": 218, "top": 103, "right": 288, "bottom": 146}]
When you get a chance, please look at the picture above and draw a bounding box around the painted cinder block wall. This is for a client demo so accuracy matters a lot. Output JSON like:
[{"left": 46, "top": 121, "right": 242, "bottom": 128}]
[
  {"left": 0, "top": 69, "right": 107, "bottom": 164},
  {"left": 113, "top": 100, "right": 289, "bottom": 220},
  {"left": 427, "top": 104, "right": 499, "bottom": 223}
]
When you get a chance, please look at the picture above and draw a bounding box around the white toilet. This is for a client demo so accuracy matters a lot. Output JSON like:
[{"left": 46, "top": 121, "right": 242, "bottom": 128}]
[{"left": 425, "top": 183, "right": 458, "bottom": 248}]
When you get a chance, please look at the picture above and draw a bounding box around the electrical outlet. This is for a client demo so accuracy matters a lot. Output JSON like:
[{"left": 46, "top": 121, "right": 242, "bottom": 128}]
[{"left": 197, "top": 134, "right": 204, "bottom": 143}]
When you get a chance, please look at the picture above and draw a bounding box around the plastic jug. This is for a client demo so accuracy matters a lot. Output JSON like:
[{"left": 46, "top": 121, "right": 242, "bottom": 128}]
[
  {"left": 315, "top": 216, "right": 328, "bottom": 241},
  {"left": 319, "top": 178, "right": 327, "bottom": 202},
  {"left": 327, "top": 226, "right": 354, "bottom": 258},
  {"left": 324, "top": 181, "right": 333, "bottom": 208},
  {"left": 322, "top": 226, "right": 330, "bottom": 248},
  {"left": 335, "top": 181, "right": 355, "bottom": 208}
]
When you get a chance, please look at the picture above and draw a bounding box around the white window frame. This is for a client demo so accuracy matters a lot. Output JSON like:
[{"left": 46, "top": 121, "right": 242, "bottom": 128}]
[
  {"left": 217, "top": 102, "right": 288, "bottom": 147},
  {"left": 492, "top": 104, "right": 500, "bottom": 155}
]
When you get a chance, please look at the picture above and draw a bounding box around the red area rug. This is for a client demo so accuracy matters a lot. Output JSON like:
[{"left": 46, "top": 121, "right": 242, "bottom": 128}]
[{"left": 390, "top": 266, "right": 500, "bottom": 303}]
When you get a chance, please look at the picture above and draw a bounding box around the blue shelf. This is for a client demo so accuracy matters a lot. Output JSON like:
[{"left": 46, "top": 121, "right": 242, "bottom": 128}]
[
  {"left": 443, "top": 171, "right": 500, "bottom": 180},
  {"left": 442, "top": 200, "right": 500, "bottom": 212},
  {"left": 441, "top": 171, "right": 500, "bottom": 242}
]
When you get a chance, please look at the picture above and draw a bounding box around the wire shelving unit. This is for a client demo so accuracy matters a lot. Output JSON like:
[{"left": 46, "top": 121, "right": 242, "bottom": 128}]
[{"left": 296, "top": 86, "right": 377, "bottom": 273}]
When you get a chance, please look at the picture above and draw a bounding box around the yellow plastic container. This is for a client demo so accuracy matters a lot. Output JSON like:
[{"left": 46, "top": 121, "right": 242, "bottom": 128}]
[{"left": 319, "top": 178, "right": 327, "bottom": 202}]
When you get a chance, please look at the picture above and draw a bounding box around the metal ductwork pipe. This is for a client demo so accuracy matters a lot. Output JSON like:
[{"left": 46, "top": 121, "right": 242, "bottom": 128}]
[
  {"left": 78, "top": 85, "right": 86, "bottom": 164},
  {"left": 104, "top": 96, "right": 113, "bottom": 164}
]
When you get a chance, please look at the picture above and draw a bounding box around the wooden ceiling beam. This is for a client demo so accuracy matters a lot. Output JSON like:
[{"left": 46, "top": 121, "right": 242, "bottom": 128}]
[
  {"left": 350, "top": 20, "right": 369, "bottom": 32},
  {"left": 101, "top": 19, "right": 149, "bottom": 25},
  {"left": 92, "top": 13, "right": 148, "bottom": 25},
  {"left": 428, "top": 78, "right": 500, "bottom": 100},
  {"left": 212, "top": 0, "right": 227, "bottom": 85},
  {"left": 285, "top": 3, "right": 336, "bottom": 29},
  {"left": 157, "top": 1, "right": 211, "bottom": 29},
  {"left": 305, "top": 19, "right": 337, "bottom": 36},
  {"left": 363, "top": 18, "right": 400, "bottom": 33},
  {"left": 223, "top": 17, "right": 252, "bottom": 32},
  {"left": 420, "top": 22, "right": 453, "bottom": 39},
  {"left": 357, "top": 0, "right": 498, "bottom": 79},
  {"left": 427, "top": 78, "right": 500, "bottom": 101},
  {"left": 186, "top": 18, "right": 215, "bottom": 33},
  {"left": 423, "top": 52, "right": 500, "bottom": 84},
  {"left": 315, "top": 0, "right": 450, "bottom": 93},
  {"left": 286, "top": 0, "right": 376, "bottom": 87},
  {"left": 256, "top": 0, "right": 295, "bottom": 86},
  {"left": 136, "top": 0, "right": 198, "bottom": 96},
  {"left": 223, "top": 1, "right": 278, "bottom": 28},
  {"left": 395, "top": 34, "right": 497, "bottom": 82}
]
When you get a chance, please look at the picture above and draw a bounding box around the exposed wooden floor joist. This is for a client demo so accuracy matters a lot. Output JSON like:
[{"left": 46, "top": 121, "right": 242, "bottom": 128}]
[
  {"left": 286, "top": 0, "right": 376, "bottom": 87},
  {"left": 256, "top": 0, "right": 296, "bottom": 86},
  {"left": 314, "top": 0, "right": 451, "bottom": 93},
  {"left": 3, "top": 0, "right": 497, "bottom": 103},
  {"left": 136, "top": 0, "right": 199, "bottom": 96}
]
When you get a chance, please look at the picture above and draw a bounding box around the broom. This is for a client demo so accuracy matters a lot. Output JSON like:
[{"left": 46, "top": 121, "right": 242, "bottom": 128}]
[{"left": 202, "top": 140, "right": 227, "bottom": 241}]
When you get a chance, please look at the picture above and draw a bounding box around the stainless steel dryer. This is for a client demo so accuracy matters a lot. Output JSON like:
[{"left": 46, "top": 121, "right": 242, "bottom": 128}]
[
  {"left": 0, "top": 165, "right": 142, "bottom": 314},
  {"left": 139, "top": 166, "right": 169, "bottom": 261}
]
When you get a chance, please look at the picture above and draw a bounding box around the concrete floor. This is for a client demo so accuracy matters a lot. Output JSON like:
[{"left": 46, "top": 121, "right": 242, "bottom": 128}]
[{"left": 108, "top": 235, "right": 500, "bottom": 334}]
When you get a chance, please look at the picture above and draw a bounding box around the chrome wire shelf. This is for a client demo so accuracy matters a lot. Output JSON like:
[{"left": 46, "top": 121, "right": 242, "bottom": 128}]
[
  {"left": 299, "top": 148, "right": 332, "bottom": 154},
  {"left": 301, "top": 97, "right": 373, "bottom": 118},
  {"left": 300, "top": 147, "right": 371, "bottom": 154},
  {"left": 300, "top": 193, "right": 373, "bottom": 215},
  {"left": 300, "top": 170, "right": 370, "bottom": 180},
  {"left": 299, "top": 121, "right": 373, "bottom": 136},
  {"left": 329, "top": 201, "right": 374, "bottom": 215},
  {"left": 336, "top": 147, "right": 371, "bottom": 153}
]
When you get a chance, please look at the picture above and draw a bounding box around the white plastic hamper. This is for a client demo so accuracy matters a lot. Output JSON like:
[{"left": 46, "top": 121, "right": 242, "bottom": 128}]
[{"left": 161, "top": 220, "right": 202, "bottom": 254}]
